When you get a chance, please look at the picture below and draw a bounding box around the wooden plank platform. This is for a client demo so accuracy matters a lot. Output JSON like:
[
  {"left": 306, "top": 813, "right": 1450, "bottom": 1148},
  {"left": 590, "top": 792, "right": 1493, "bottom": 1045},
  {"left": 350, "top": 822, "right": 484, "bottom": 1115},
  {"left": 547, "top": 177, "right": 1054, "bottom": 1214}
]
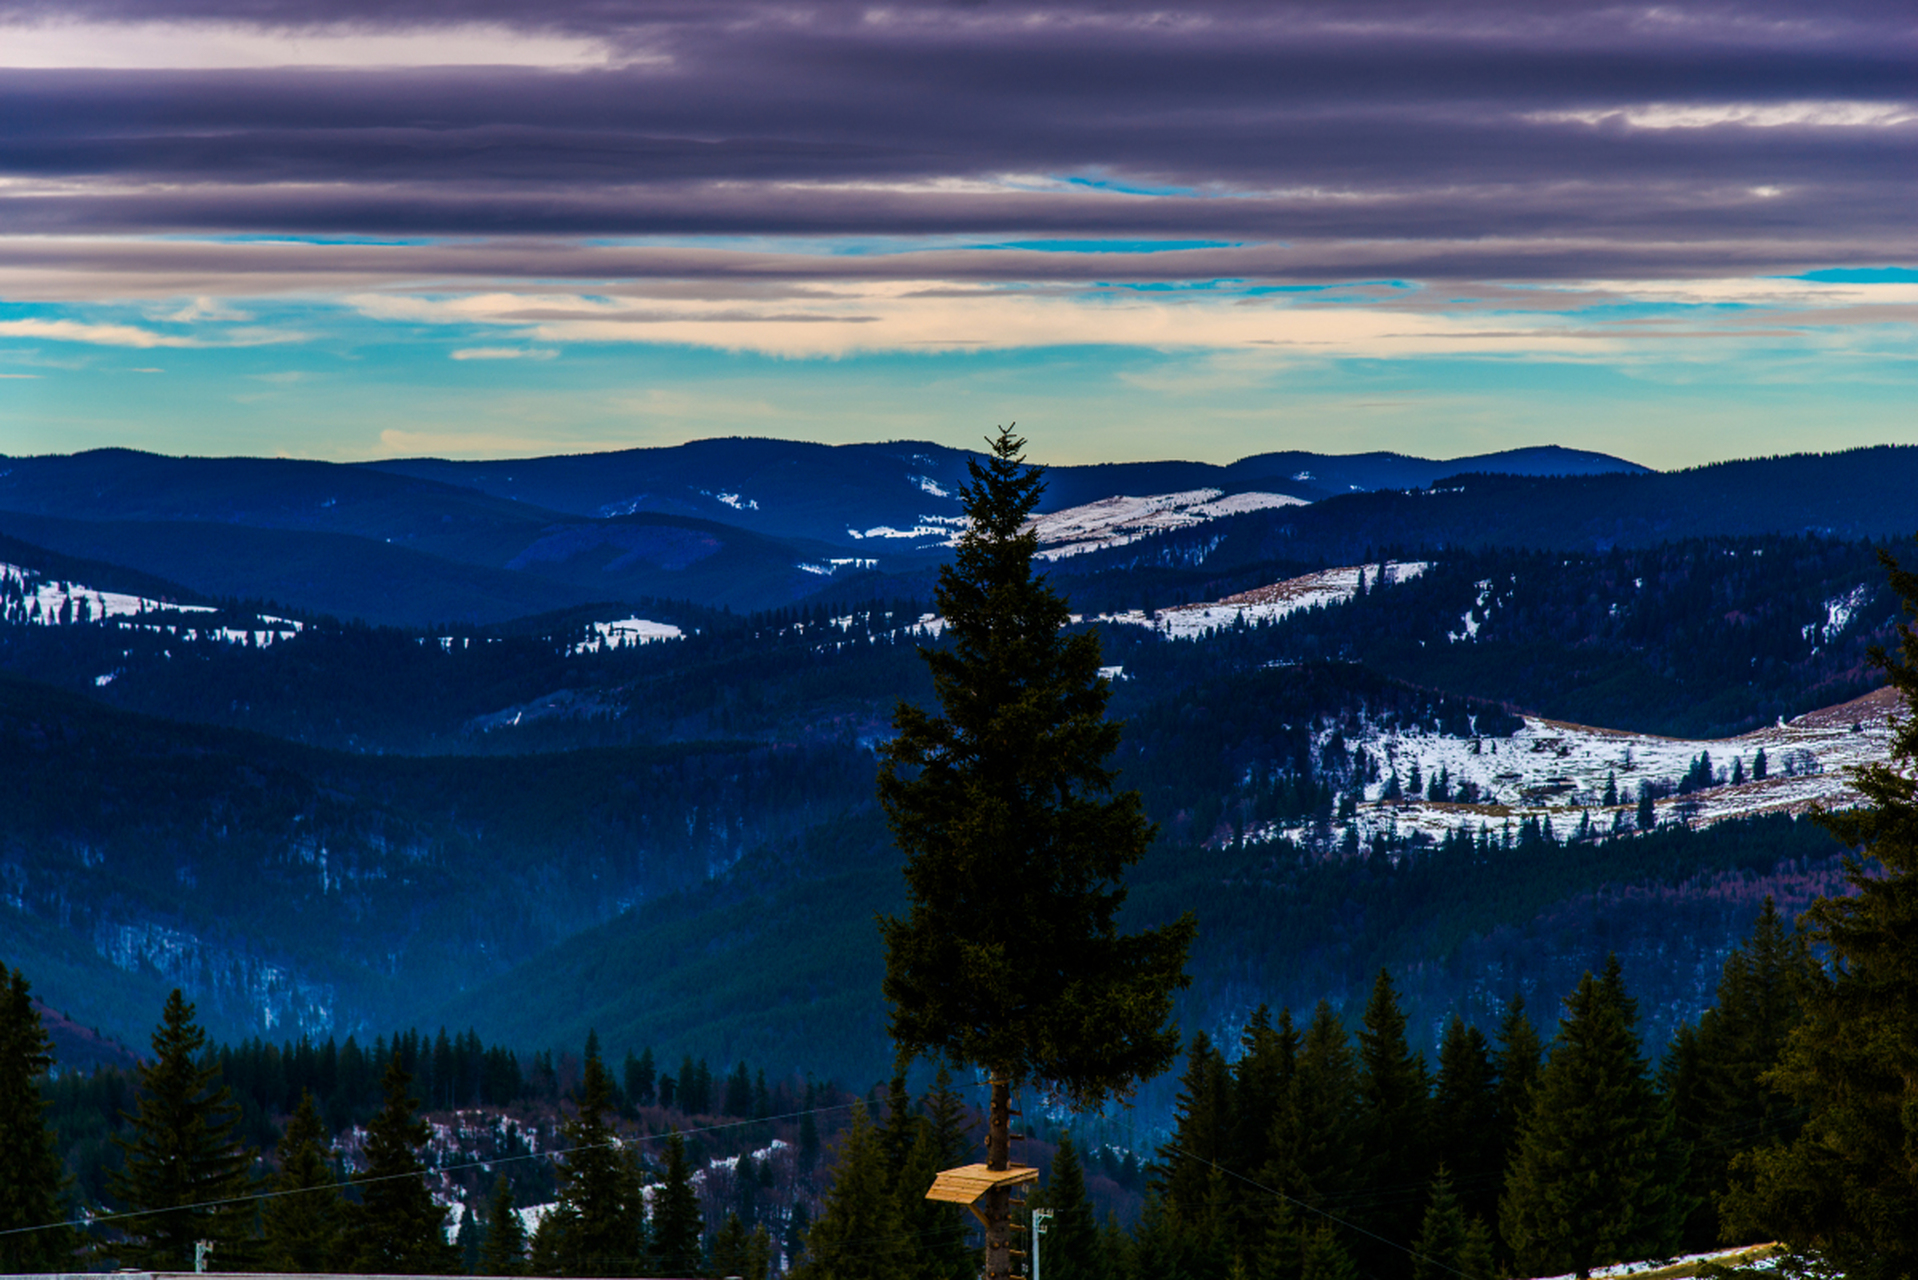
[{"left": 925, "top": 1163, "right": 1040, "bottom": 1204}]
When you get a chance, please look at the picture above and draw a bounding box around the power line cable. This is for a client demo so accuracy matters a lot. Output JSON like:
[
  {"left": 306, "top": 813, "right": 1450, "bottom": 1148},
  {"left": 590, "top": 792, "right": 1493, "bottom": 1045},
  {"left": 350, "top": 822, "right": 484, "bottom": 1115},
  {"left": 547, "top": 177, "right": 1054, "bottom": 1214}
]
[{"left": 0, "top": 1100, "right": 860, "bottom": 1242}]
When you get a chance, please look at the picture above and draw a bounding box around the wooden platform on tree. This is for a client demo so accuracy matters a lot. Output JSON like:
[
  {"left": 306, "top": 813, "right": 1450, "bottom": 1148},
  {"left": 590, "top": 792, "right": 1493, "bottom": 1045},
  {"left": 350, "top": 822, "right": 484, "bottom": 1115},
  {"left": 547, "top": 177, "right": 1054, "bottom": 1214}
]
[{"left": 925, "top": 1163, "right": 1040, "bottom": 1204}]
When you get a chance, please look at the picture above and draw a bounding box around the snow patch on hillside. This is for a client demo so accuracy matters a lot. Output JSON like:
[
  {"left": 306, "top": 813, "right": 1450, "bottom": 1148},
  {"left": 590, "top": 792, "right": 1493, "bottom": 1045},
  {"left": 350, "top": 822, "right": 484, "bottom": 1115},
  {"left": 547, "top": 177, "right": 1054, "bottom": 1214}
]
[
  {"left": 1248, "top": 686, "right": 1902, "bottom": 850},
  {"left": 569, "top": 616, "right": 684, "bottom": 655},
  {"left": 846, "top": 514, "right": 968, "bottom": 542},
  {"left": 1101, "top": 562, "right": 1429, "bottom": 638},
  {"left": 1027, "top": 488, "right": 1308, "bottom": 560},
  {"left": 1, "top": 562, "right": 303, "bottom": 664},
  {"left": 2, "top": 562, "right": 219, "bottom": 626}
]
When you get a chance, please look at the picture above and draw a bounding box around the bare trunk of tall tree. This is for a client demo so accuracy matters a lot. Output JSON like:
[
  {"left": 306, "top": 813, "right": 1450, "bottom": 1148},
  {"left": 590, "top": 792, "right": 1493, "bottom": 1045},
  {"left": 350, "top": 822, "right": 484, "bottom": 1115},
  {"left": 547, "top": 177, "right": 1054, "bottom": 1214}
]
[{"left": 984, "top": 1072, "right": 1012, "bottom": 1280}]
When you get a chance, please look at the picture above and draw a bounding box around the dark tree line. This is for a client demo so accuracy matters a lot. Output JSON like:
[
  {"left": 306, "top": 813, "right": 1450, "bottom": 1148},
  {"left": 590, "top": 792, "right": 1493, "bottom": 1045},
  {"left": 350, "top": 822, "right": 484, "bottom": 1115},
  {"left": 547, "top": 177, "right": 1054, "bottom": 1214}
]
[{"left": 6, "top": 975, "right": 842, "bottom": 1276}]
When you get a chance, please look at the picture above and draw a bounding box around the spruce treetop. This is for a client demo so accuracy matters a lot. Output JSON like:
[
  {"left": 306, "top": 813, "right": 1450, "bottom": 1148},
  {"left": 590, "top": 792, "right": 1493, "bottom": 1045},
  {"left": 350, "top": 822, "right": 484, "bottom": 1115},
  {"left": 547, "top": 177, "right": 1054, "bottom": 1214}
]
[{"left": 878, "top": 425, "right": 1193, "bottom": 1108}]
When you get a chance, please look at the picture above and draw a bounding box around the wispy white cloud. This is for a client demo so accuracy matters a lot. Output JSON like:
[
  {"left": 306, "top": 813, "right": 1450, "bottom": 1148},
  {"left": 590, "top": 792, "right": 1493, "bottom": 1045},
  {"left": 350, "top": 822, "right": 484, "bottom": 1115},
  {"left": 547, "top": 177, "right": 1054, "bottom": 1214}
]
[
  {"left": 1531, "top": 101, "right": 1918, "bottom": 130},
  {"left": 163, "top": 296, "right": 254, "bottom": 323},
  {"left": 0, "top": 20, "right": 625, "bottom": 70},
  {"left": 340, "top": 275, "right": 1918, "bottom": 362},
  {"left": 450, "top": 346, "right": 559, "bottom": 361},
  {"left": 0, "top": 318, "right": 204, "bottom": 348}
]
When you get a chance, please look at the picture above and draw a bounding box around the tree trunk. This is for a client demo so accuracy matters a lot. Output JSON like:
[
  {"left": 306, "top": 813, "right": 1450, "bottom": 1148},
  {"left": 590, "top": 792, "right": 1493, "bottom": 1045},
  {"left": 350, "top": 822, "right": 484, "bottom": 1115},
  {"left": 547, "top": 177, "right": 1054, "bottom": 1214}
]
[{"left": 984, "top": 1072, "right": 1011, "bottom": 1280}]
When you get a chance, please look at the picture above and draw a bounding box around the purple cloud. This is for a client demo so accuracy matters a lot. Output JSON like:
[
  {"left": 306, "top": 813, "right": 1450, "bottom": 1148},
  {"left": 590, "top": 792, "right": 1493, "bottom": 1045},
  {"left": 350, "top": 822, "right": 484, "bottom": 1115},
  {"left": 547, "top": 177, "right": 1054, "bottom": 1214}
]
[{"left": 0, "top": 0, "right": 1910, "bottom": 282}]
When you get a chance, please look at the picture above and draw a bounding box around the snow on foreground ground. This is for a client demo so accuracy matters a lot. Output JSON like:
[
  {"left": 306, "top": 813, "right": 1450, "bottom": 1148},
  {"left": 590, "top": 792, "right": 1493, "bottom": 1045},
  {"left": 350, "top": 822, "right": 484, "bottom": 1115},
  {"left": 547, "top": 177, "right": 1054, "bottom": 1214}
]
[
  {"left": 1027, "top": 488, "right": 1309, "bottom": 560},
  {"left": 1252, "top": 685, "right": 1904, "bottom": 850},
  {"left": 1527, "top": 1240, "right": 1783, "bottom": 1279}
]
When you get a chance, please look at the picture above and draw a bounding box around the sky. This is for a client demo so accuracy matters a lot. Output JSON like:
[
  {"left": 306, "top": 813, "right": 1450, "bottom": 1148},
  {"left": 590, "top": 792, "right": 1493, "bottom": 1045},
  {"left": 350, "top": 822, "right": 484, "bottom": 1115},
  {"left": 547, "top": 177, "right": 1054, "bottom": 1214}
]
[{"left": 0, "top": 0, "right": 1912, "bottom": 469}]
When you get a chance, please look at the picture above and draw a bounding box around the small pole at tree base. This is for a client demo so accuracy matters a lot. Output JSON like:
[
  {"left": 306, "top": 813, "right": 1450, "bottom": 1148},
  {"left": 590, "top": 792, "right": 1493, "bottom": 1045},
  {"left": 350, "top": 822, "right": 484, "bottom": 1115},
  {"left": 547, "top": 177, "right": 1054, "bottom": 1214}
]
[
  {"left": 194, "top": 1240, "right": 215, "bottom": 1274},
  {"left": 1032, "top": 1209, "right": 1053, "bottom": 1280}
]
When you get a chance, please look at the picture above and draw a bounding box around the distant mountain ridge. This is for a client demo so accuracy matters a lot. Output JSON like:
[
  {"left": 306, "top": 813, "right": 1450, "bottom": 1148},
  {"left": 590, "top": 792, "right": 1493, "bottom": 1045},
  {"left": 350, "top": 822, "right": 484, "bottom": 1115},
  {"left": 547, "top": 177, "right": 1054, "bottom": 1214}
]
[
  {"left": 364, "top": 438, "right": 1648, "bottom": 546},
  {"left": 0, "top": 440, "right": 1648, "bottom": 623}
]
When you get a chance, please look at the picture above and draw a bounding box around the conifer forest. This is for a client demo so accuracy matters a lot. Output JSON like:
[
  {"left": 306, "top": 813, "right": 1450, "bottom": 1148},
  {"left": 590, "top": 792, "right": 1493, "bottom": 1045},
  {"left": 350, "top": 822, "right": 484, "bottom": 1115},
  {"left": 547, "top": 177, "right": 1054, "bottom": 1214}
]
[{"left": 5, "top": 439, "right": 1918, "bottom": 1280}]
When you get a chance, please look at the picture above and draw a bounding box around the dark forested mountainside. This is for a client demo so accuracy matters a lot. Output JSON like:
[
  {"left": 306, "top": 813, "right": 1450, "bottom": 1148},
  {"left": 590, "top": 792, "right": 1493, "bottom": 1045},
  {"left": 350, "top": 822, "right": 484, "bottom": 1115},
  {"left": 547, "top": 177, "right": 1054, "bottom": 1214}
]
[
  {"left": 1241, "top": 537, "right": 1897, "bottom": 737},
  {"left": 3, "top": 532, "right": 1892, "bottom": 755},
  {"left": 443, "top": 798, "right": 1844, "bottom": 1104},
  {"left": 364, "top": 438, "right": 1643, "bottom": 539},
  {"left": 0, "top": 675, "right": 873, "bottom": 1045},
  {"left": 1099, "top": 445, "right": 1918, "bottom": 566}
]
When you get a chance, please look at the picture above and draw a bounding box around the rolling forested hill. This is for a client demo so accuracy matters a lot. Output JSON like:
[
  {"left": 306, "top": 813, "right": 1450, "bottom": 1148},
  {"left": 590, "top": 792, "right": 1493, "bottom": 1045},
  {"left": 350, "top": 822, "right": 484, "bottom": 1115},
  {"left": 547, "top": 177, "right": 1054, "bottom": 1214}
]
[{"left": 0, "top": 439, "right": 1908, "bottom": 1107}]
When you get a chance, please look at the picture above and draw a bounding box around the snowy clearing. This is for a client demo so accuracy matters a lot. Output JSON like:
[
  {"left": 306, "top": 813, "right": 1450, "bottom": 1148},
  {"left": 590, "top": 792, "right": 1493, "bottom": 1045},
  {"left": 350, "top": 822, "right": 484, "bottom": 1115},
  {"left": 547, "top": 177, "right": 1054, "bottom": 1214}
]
[
  {"left": 1527, "top": 1240, "right": 1782, "bottom": 1279},
  {"left": 1250, "top": 685, "right": 1903, "bottom": 849},
  {"left": 1101, "top": 561, "right": 1430, "bottom": 638},
  {"left": 1027, "top": 488, "right": 1308, "bottom": 560},
  {"left": 569, "top": 616, "right": 685, "bottom": 655}
]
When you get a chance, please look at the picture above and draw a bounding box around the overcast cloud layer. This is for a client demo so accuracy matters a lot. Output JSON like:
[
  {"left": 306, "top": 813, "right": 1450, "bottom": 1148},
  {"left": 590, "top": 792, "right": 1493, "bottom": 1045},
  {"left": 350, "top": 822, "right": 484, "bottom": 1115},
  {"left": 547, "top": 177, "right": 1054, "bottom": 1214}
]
[{"left": 0, "top": 0, "right": 1913, "bottom": 462}]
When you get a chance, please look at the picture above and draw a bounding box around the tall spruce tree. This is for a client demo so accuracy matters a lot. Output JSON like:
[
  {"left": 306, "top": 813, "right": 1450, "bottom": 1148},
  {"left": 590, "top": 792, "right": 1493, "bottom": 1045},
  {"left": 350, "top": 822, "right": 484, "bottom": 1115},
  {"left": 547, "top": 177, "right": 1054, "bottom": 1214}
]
[
  {"left": 348, "top": 1054, "right": 461, "bottom": 1274},
  {"left": 1155, "top": 1029, "right": 1233, "bottom": 1253},
  {"left": 111, "top": 989, "right": 253, "bottom": 1270},
  {"left": 1353, "top": 971, "right": 1432, "bottom": 1280},
  {"left": 1724, "top": 545, "right": 1918, "bottom": 1277},
  {"left": 792, "top": 1102, "right": 912, "bottom": 1280},
  {"left": 1432, "top": 1015, "right": 1502, "bottom": 1232},
  {"left": 259, "top": 1090, "right": 344, "bottom": 1271},
  {"left": 1227, "top": 1006, "right": 1298, "bottom": 1265},
  {"left": 479, "top": 1175, "right": 528, "bottom": 1276},
  {"left": 916, "top": 1068, "right": 976, "bottom": 1280},
  {"left": 1490, "top": 992, "right": 1543, "bottom": 1255},
  {"left": 877, "top": 426, "right": 1195, "bottom": 1280},
  {"left": 649, "top": 1132, "right": 705, "bottom": 1278},
  {"left": 1036, "top": 1133, "right": 1102, "bottom": 1280},
  {"left": 542, "top": 1047, "right": 645, "bottom": 1275},
  {"left": 0, "top": 965, "right": 73, "bottom": 1272},
  {"left": 1262, "top": 1002, "right": 1361, "bottom": 1276},
  {"left": 1411, "top": 1166, "right": 1494, "bottom": 1280},
  {"left": 1666, "top": 897, "right": 1814, "bottom": 1251},
  {"left": 1500, "top": 959, "right": 1681, "bottom": 1278}
]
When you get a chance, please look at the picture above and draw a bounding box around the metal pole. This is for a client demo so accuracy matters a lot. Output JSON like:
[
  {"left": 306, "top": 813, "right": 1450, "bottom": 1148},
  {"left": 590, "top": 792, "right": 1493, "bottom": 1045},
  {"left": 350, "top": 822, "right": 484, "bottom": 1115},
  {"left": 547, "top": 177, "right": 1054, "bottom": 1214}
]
[{"left": 1031, "top": 1209, "right": 1052, "bottom": 1280}]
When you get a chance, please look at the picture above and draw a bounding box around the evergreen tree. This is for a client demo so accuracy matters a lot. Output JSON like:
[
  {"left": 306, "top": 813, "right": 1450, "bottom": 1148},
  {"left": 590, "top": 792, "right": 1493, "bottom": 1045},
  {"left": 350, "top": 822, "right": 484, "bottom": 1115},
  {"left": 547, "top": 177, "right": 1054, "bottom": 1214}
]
[
  {"left": 1500, "top": 959, "right": 1681, "bottom": 1278},
  {"left": 348, "top": 1054, "right": 460, "bottom": 1274},
  {"left": 1411, "top": 1166, "right": 1493, "bottom": 1280},
  {"left": 1270, "top": 1002, "right": 1360, "bottom": 1214},
  {"left": 879, "top": 1073, "right": 919, "bottom": 1176},
  {"left": 746, "top": 1224, "right": 772, "bottom": 1280},
  {"left": 877, "top": 426, "right": 1195, "bottom": 1280},
  {"left": 545, "top": 1047, "right": 645, "bottom": 1274},
  {"left": 0, "top": 965, "right": 73, "bottom": 1272},
  {"left": 1352, "top": 971, "right": 1431, "bottom": 1279},
  {"left": 1431, "top": 1016, "right": 1501, "bottom": 1231},
  {"left": 1037, "top": 1132, "right": 1102, "bottom": 1280},
  {"left": 1298, "top": 1222, "right": 1359, "bottom": 1280},
  {"left": 260, "top": 1090, "right": 344, "bottom": 1271},
  {"left": 111, "top": 989, "right": 253, "bottom": 1270},
  {"left": 1666, "top": 897, "right": 1814, "bottom": 1250},
  {"left": 626, "top": 1048, "right": 656, "bottom": 1108},
  {"left": 916, "top": 1068, "right": 976, "bottom": 1280},
  {"left": 711, "top": 1212, "right": 751, "bottom": 1280},
  {"left": 1155, "top": 1029, "right": 1232, "bottom": 1253},
  {"left": 1227, "top": 1006, "right": 1297, "bottom": 1264},
  {"left": 1491, "top": 994, "right": 1543, "bottom": 1224},
  {"left": 792, "top": 1103, "right": 912, "bottom": 1280},
  {"left": 1724, "top": 545, "right": 1918, "bottom": 1277},
  {"left": 650, "top": 1132, "right": 705, "bottom": 1278},
  {"left": 479, "top": 1176, "right": 528, "bottom": 1276}
]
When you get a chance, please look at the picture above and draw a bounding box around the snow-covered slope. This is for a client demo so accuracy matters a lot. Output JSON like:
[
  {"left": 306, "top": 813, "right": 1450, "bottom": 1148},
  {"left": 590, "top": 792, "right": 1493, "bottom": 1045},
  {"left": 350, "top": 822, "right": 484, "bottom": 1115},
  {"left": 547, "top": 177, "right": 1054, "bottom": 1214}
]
[
  {"left": 1257, "top": 685, "right": 1902, "bottom": 849},
  {"left": 1101, "top": 561, "right": 1430, "bottom": 638},
  {"left": 1027, "top": 489, "right": 1308, "bottom": 559},
  {"left": 1, "top": 562, "right": 303, "bottom": 673},
  {"left": 569, "top": 616, "right": 686, "bottom": 655},
  {"left": 2, "top": 561, "right": 217, "bottom": 626}
]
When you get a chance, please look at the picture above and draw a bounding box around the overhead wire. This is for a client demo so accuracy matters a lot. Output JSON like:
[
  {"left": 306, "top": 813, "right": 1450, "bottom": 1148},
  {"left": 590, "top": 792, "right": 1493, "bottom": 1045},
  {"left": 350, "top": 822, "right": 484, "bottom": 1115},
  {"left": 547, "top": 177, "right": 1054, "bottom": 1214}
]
[{"left": 0, "top": 1099, "right": 860, "bottom": 1243}]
